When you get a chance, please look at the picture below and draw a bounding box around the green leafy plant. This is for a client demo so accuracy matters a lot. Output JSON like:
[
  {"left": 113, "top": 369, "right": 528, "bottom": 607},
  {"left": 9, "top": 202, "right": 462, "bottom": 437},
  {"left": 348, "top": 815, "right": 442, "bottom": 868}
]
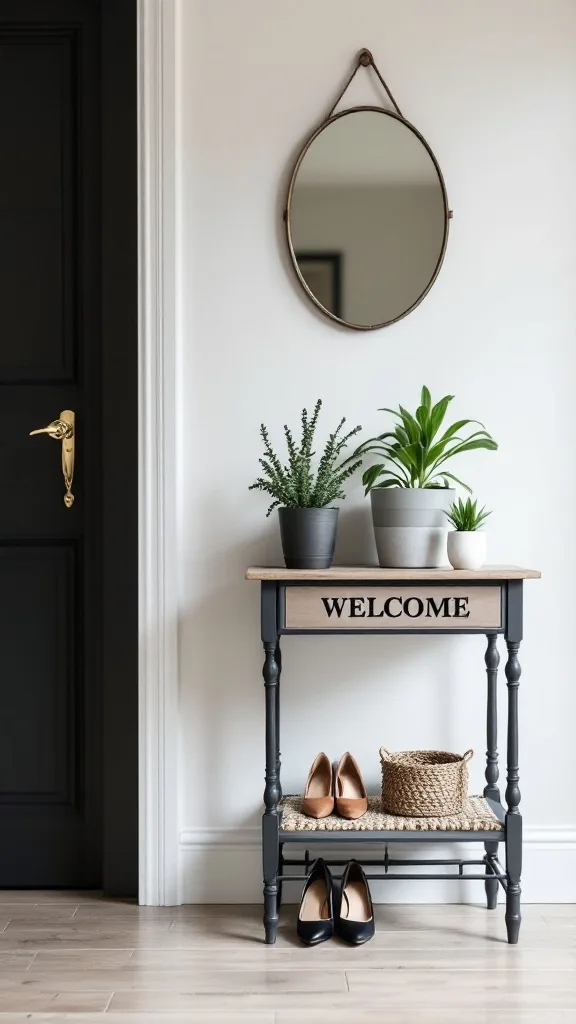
[
  {"left": 447, "top": 496, "right": 491, "bottom": 532},
  {"left": 249, "top": 399, "right": 362, "bottom": 516},
  {"left": 348, "top": 386, "right": 498, "bottom": 493}
]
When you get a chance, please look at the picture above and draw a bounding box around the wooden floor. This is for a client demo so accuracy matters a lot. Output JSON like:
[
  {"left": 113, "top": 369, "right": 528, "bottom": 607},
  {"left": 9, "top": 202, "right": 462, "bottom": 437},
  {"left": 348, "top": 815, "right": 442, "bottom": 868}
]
[{"left": 0, "top": 894, "right": 572, "bottom": 1022}]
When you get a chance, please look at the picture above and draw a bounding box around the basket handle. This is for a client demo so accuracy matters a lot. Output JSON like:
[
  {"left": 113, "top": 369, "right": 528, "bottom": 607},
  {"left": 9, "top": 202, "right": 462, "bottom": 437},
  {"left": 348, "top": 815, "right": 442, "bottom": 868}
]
[{"left": 462, "top": 749, "right": 474, "bottom": 763}]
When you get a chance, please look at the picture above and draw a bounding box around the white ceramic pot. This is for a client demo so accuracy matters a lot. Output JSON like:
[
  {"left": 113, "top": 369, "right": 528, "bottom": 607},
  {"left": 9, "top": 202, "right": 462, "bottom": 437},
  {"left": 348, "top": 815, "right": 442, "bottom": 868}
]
[{"left": 447, "top": 531, "right": 487, "bottom": 570}]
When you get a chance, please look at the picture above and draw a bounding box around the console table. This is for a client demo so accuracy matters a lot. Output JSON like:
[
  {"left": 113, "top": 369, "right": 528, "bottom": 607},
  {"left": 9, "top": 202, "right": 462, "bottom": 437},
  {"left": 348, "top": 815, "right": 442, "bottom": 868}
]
[{"left": 246, "top": 564, "right": 540, "bottom": 945}]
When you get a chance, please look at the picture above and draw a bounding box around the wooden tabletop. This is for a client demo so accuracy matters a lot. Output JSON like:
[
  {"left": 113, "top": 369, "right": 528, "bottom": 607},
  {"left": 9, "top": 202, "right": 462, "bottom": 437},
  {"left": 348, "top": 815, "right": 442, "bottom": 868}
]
[{"left": 245, "top": 565, "right": 541, "bottom": 581}]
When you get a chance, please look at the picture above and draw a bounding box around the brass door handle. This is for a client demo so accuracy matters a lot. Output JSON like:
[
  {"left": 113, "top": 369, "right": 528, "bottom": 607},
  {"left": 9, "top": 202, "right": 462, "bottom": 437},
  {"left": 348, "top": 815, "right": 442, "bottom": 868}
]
[{"left": 30, "top": 410, "right": 75, "bottom": 508}]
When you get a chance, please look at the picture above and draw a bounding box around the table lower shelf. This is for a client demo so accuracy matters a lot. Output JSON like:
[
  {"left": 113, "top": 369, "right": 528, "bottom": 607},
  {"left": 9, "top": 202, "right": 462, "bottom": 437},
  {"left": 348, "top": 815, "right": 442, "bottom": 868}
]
[{"left": 278, "top": 794, "right": 505, "bottom": 844}]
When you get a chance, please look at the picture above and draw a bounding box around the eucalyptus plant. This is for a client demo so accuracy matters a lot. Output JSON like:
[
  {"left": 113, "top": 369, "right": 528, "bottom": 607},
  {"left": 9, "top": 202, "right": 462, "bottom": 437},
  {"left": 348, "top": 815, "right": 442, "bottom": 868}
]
[
  {"left": 249, "top": 399, "right": 362, "bottom": 516},
  {"left": 447, "top": 497, "right": 491, "bottom": 532},
  {"left": 348, "top": 386, "right": 497, "bottom": 493}
]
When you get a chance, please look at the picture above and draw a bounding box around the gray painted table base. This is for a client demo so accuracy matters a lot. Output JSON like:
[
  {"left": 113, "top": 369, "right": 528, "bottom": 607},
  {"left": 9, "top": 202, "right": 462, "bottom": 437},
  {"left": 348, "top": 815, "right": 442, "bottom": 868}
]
[{"left": 248, "top": 566, "right": 539, "bottom": 946}]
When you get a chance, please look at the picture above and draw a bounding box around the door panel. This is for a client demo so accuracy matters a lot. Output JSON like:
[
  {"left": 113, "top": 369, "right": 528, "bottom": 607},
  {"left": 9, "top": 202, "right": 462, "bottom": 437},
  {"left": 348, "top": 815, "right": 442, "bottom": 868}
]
[
  {"left": 0, "top": 33, "right": 78, "bottom": 382},
  {"left": 0, "top": 544, "right": 77, "bottom": 804},
  {"left": 0, "top": 0, "right": 136, "bottom": 891}
]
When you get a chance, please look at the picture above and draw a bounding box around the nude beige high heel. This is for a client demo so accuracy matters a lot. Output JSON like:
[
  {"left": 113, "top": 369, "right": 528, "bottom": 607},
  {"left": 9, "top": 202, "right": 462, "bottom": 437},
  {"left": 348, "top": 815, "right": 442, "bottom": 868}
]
[
  {"left": 334, "top": 752, "right": 368, "bottom": 820},
  {"left": 302, "top": 752, "right": 334, "bottom": 818}
]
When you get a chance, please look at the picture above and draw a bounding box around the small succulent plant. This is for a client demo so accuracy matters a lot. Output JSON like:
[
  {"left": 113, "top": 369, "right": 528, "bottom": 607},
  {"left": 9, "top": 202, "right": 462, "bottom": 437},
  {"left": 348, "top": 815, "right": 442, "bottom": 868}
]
[{"left": 447, "top": 496, "right": 491, "bottom": 532}]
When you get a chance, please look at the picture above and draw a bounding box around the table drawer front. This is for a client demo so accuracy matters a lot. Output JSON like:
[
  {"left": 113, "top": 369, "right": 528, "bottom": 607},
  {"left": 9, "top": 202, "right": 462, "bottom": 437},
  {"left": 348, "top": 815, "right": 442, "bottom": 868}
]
[{"left": 283, "top": 585, "right": 502, "bottom": 631}]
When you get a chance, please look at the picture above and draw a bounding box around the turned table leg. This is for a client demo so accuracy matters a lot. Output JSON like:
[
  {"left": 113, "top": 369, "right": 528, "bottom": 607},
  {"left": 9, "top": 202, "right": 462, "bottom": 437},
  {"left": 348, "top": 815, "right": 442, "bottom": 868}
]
[
  {"left": 262, "top": 639, "right": 280, "bottom": 943},
  {"left": 274, "top": 641, "right": 283, "bottom": 910},
  {"left": 483, "top": 633, "right": 500, "bottom": 909},
  {"left": 261, "top": 582, "right": 280, "bottom": 944},
  {"left": 484, "top": 633, "right": 501, "bottom": 803},
  {"left": 505, "top": 637, "right": 522, "bottom": 943},
  {"left": 275, "top": 641, "right": 282, "bottom": 797}
]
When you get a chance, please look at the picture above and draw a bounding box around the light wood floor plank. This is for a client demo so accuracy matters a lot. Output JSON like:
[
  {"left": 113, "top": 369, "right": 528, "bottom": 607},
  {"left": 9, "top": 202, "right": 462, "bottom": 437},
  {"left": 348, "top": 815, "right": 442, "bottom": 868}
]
[
  {"left": 0, "top": 909, "right": 78, "bottom": 924},
  {"left": 165, "top": 909, "right": 550, "bottom": 947},
  {"left": 359, "top": 907, "right": 553, "bottom": 925},
  {"left": 0, "top": 967, "right": 348, "bottom": 993},
  {"left": 108, "top": 986, "right": 576, "bottom": 1012},
  {"left": 70, "top": 909, "right": 181, "bottom": 925},
  {"left": 347, "top": 968, "right": 576, "bottom": 1007},
  {"left": 0, "top": 922, "right": 173, "bottom": 950},
  {"left": 0, "top": 931, "right": 569, "bottom": 952},
  {"left": 0, "top": 920, "right": 569, "bottom": 952},
  {"left": 0, "top": 1017, "right": 570, "bottom": 1024},
  {"left": 0, "top": 991, "right": 111, "bottom": 1012},
  {"left": 543, "top": 917, "right": 576, "bottom": 930},
  {"left": 0, "top": 893, "right": 99, "bottom": 905},
  {"left": 276, "top": 1013, "right": 576, "bottom": 1024},
  {"left": 533, "top": 904, "right": 576, "bottom": 917},
  {"left": 0, "top": 1015, "right": 274, "bottom": 1023},
  {"left": 31, "top": 949, "right": 135, "bottom": 970},
  {"left": 0, "top": 955, "right": 35, "bottom": 971},
  {"left": 0, "top": 1014, "right": 570, "bottom": 1024},
  {"left": 129, "top": 945, "right": 576, "bottom": 969}
]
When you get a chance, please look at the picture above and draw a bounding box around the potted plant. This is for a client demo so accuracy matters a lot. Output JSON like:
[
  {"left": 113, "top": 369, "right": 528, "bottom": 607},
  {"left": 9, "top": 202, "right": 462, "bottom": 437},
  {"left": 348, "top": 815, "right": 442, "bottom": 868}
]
[
  {"left": 250, "top": 400, "right": 362, "bottom": 569},
  {"left": 347, "top": 386, "right": 497, "bottom": 568},
  {"left": 446, "top": 497, "right": 491, "bottom": 570}
]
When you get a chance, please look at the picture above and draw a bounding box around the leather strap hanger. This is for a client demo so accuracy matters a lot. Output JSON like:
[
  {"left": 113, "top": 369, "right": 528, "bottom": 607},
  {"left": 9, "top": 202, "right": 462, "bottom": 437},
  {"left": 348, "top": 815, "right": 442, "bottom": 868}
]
[{"left": 326, "top": 48, "right": 403, "bottom": 119}]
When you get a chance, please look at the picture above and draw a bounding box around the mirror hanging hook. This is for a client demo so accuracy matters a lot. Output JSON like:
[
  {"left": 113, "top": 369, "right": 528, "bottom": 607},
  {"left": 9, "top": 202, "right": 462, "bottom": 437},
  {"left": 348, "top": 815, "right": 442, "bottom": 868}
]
[{"left": 326, "top": 48, "right": 403, "bottom": 120}]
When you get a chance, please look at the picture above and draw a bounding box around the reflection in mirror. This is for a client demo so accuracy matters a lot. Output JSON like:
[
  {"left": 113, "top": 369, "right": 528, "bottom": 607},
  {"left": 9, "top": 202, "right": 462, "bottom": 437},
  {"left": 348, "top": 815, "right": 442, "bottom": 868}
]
[
  {"left": 295, "top": 252, "right": 342, "bottom": 319},
  {"left": 287, "top": 109, "right": 448, "bottom": 329}
]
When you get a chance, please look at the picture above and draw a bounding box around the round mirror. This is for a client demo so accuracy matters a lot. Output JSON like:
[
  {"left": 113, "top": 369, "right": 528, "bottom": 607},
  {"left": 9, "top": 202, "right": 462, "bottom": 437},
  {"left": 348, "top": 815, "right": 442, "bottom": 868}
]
[{"left": 286, "top": 107, "right": 449, "bottom": 330}]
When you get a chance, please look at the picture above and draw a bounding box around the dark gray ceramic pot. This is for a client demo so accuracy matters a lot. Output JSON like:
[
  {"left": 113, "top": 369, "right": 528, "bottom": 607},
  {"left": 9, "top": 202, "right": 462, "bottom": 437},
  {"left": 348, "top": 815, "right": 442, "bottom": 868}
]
[{"left": 278, "top": 507, "right": 339, "bottom": 569}]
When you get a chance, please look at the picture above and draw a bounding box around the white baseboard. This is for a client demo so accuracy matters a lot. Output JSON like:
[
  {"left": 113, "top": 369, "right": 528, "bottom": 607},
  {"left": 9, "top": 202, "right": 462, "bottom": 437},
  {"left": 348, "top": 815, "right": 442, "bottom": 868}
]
[{"left": 178, "top": 825, "right": 576, "bottom": 905}]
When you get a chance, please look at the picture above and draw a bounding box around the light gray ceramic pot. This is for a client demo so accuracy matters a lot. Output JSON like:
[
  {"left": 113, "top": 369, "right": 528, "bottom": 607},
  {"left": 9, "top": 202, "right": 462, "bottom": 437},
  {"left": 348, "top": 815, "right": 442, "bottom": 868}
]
[{"left": 370, "top": 488, "right": 455, "bottom": 568}]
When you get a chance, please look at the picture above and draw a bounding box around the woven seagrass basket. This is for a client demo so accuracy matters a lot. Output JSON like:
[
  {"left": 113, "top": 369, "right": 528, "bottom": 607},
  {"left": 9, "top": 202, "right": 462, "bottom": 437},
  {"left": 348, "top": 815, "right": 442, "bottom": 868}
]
[{"left": 379, "top": 747, "right": 473, "bottom": 817}]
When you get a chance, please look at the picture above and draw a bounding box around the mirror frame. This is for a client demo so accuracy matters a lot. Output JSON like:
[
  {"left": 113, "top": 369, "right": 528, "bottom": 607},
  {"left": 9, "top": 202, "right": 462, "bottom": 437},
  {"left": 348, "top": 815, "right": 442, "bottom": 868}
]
[{"left": 285, "top": 105, "right": 451, "bottom": 331}]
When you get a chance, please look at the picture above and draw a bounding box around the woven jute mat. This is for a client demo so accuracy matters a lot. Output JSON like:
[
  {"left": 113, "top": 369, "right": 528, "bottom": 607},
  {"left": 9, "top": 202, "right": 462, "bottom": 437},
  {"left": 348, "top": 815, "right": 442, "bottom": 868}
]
[{"left": 279, "top": 795, "right": 502, "bottom": 832}]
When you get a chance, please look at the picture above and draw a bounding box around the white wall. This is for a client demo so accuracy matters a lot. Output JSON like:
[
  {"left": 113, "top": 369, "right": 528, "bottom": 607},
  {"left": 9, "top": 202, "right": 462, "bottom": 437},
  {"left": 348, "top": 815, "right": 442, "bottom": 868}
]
[{"left": 174, "top": 0, "right": 576, "bottom": 902}]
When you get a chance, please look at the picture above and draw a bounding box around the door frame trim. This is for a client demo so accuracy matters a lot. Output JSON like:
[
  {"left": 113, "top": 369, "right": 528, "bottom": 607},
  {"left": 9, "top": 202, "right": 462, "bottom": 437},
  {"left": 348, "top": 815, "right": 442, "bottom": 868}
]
[{"left": 137, "top": 0, "right": 179, "bottom": 905}]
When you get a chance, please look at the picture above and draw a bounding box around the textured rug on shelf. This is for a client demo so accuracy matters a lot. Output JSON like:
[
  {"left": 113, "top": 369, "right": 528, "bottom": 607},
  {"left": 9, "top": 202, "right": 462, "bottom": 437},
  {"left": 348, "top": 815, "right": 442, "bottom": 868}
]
[{"left": 279, "top": 794, "right": 502, "bottom": 831}]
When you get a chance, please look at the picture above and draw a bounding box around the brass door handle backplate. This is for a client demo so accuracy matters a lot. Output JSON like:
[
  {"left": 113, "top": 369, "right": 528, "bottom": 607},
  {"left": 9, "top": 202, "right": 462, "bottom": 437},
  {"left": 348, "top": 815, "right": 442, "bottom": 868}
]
[{"left": 30, "top": 410, "right": 75, "bottom": 507}]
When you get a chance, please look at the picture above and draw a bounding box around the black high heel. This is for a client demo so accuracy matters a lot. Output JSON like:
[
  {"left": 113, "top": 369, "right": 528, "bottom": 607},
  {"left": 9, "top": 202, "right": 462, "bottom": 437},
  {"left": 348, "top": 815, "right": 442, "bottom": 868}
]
[
  {"left": 296, "top": 858, "right": 334, "bottom": 946},
  {"left": 336, "top": 859, "right": 375, "bottom": 946}
]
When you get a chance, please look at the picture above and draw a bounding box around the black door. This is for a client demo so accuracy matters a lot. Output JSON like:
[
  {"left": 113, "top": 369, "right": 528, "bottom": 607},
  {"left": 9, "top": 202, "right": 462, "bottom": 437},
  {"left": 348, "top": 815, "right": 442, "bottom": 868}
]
[{"left": 0, "top": 0, "right": 137, "bottom": 891}]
